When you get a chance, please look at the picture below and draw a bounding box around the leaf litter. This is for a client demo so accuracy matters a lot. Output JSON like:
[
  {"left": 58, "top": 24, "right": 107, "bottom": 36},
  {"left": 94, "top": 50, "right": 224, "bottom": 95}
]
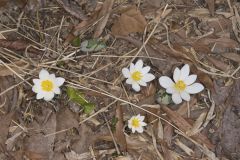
[{"left": 0, "top": 0, "right": 240, "bottom": 160}]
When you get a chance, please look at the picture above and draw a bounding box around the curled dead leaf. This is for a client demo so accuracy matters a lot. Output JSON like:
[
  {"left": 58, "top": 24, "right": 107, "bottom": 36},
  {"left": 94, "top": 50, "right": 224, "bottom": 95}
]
[{"left": 111, "top": 6, "right": 147, "bottom": 36}]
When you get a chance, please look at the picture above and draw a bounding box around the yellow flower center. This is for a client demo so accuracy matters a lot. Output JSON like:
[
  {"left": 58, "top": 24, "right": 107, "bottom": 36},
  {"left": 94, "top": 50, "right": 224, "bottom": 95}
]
[
  {"left": 131, "top": 71, "right": 142, "bottom": 81},
  {"left": 174, "top": 80, "right": 186, "bottom": 91},
  {"left": 131, "top": 118, "right": 140, "bottom": 128},
  {"left": 41, "top": 80, "right": 54, "bottom": 92}
]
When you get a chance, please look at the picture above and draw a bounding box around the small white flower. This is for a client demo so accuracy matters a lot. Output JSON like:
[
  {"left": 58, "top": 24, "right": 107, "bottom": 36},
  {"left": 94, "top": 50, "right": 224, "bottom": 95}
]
[
  {"left": 128, "top": 114, "right": 147, "bottom": 133},
  {"left": 122, "top": 59, "right": 155, "bottom": 92},
  {"left": 32, "top": 69, "right": 65, "bottom": 101},
  {"left": 159, "top": 64, "right": 204, "bottom": 104}
]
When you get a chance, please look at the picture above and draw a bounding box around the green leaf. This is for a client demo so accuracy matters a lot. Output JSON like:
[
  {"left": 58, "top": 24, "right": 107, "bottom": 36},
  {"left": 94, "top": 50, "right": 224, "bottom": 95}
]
[
  {"left": 83, "top": 102, "right": 95, "bottom": 115},
  {"left": 156, "top": 89, "right": 172, "bottom": 105},
  {"left": 67, "top": 87, "right": 95, "bottom": 114},
  {"left": 71, "top": 37, "right": 81, "bottom": 47},
  {"left": 80, "top": 39, "right": 106, "bottom": 52}
]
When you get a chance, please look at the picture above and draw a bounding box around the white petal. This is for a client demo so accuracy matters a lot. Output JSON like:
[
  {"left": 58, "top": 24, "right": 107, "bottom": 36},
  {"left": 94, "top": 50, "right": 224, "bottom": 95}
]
[
  {"left": 184, "top": 75, "right": 197, "bottom": 85},
  {"left": 130, "top": 63, "right": 135, "bottom": 73},
  {"left": 138, "top": 115, "right": 144, "bottom": 121},
  {"left": 173, "top": 67, "right": 181, "bottom": 82},
  {"left": 43, "top": 92, "right": 54, "bottom": 101},
  {"left": 166, "top": 87, "right": 176, "bottom": 94},
  {"left": 142, "top": 73, "right": 155, "bottom": 82},
  {"left": 132, "top": 83, "right": 141, "bottom": 92},
  {"left": 141, "top": 66, "right": 150, "bottom": 74},
  {"left": 126, "top": 78, "right": 133, "bottom": 84},
  {"left": 172, "top": 93, "right": 182, "bottom": 104},
  {"left": 39, "top": 69, "right": 49, "bottom": 79},
  {"left": 140, "top": 122, "right": 147, "bottom": 126},
  {"left": 132, "top": 128, "right": 136, "bottom": 133},
  {"left": 159, "top": 76, "right": 174, "bottom": 89},
  {"left": 36, "top": 92, "right": 44, "bottom": 99},
  {"left": 136, "top": 127, "right": 144, "bottom": 133},
  {"left": 55, "top": 77, "right": 65, "bottom": 87},
  {"left": 32, "top": 84, "right": 40, "bottom": 93},
  {"left": 135, "top": 59, "right": 143, "bottom": 70},
  {"left": 180, "top": 91, "right": 190, "bottom": 101},
  {"left": 54, "top": 87, "right": 61, "bottom": 94},
  {"left": 138, "top": 80, "right": 147, "bottom": 86},
  {"left": 180, "top": 64, "right": 190, "bottom": 80},
  {"left": 128, "top": 120, "right": 132, "bottom": 128},
  {"left": 122, "top": 68, "right": 130, "bottom": 78},
  {"left": 33, "top": 79, "right": 40, "bottom": 85},
  {"left": 185, "top": 83, "right": 204, "bottom": 94}
]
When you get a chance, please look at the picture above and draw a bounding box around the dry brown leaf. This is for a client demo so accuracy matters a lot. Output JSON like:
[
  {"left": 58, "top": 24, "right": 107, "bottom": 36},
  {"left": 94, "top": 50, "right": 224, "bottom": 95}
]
[
  {"left": 157, "top": 119, "right": 164, "bottom": 140},
  {"left": 175, "top": 139, "right": 193, "bottom": 156},
  {"left": 0, "top": 0, "right": 7, "bottom": 7},
  {"left": 111, "top": 6, "right": 147, "bottom": 36},
  {"left": 206, "top": 56, "right": 229, "bottom": 72},
  {"left": 0, "top": 39, "right": 41, "bottom": 54},
  {"left": 177, "top": 98, "right": 197, "bottom": 117},
  {"left": 163, "top": 123, "right": 173, "bottom": 146},
  {"left": 161, "top": 106, "right": 214, "bottom": 150},
  {"left": 56, "top": 0, "right": 87, "bottom": 20},
  {"left": 114, "top": 104, "right": 127, "bottom": 152},
  {"left": 0, "top": 76, "right": 19, "bottom": 112},
  {"left": 205, "top": 0, "right": 215, "bottom": 16},
  {"left": 114, "top": 156, "right": 132, "bottom": 160},
  {"left": 0, "top": 60, "right": 29, "bottom": 76},
  {"left": 221, "top": 52, "right": 240, "bottom": 63},
  {"left": 192, "top": 67, "right": 214, "bottom": 91},
  {"left": 23, "top": 108, "right": 56, "bottom": 159},
  {"left": 186, "top": 112, "right": 207, "bottom": 136},
  {"left": 93, "top": 0, "right": 114, "bottom": 38}
]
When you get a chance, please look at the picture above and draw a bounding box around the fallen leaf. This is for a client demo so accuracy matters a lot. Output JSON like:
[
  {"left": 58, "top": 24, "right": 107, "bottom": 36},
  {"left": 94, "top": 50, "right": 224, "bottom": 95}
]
[
  {"left": 221, "top": 52, "right": 240, "bottom": 63},
  {"left": 111, "top": 6, "right": 147, "bottom": 36},
  {"left": 0, "top": 76, "right": 19, "bottom": 112},
  {"left": 80, "top": 39, "right": 106, "bottom": 52},
  {"left": 205, "top": 0, "right": 215, "bottom": 16},
  {"left": 161, "top": 106, "right": 214, "bottom": 150},
  {"left": 0, "top": 0, "right": 7, "bottom": 7},
  {"left": 0, "top": 39, "right": 42, "bottom": 54},
  {"left": 23, "top": 108, "right": 56, "bottom": 159},
  {"left": 0, "top": 60, "right": 29, "bottom": 77},
  {"left": 67, "top": 87, "right": 95, "bottom": 114},
  {"left": 114, "top": 104, "right": 127, "bottom": 152},
  {"left": 93, "top": 0, "right": 114, "bottom": 38},
  {"left": 56, "top": 0, "right": 87, "bottom": 20},
  {"left": 71, "top": 37, "right": 81, "bottom": 47},
  {"left": 175, "top": 139, "right": 193, "bottom": 156}
]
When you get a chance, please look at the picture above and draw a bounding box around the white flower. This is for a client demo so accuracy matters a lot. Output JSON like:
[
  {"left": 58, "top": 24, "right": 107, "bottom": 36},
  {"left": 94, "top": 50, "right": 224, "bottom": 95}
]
[
  {"left": 122, "top": 59, "right": 155, "bottom": 92},
  {"left": 32, "top": 69, "right": 65, "bottom": 101},
  {"left": 159, "top": 64, "right": 204, "bottom": 104},
  {"left": 128, "top": 114, "right": 147, "bottom": 133}
]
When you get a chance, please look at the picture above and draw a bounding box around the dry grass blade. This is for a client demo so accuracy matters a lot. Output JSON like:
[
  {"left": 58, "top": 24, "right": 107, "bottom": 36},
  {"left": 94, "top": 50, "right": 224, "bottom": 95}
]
[
  {"left": 186, "top": 112, "right": 207, "bottom": 136},
  {"left": 175, "top": 139, "right": 193, "bottom": 156},
  {"left": 0, "top": 60, "right": 29, "bottom": 76}
]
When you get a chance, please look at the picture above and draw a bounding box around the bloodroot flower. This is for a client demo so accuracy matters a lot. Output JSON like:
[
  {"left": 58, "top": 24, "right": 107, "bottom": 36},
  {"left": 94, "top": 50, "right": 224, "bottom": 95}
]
[
  {"left": 32, "top": 69, "right": 65, "bottom": 101},
  {"left": 122, "top": 59, "right": 155, "bottom": 92},
  {"left": 159, "top": 64, "right": 204, "bottom": 104},
  {"left": 128, "top": 114, "right": 147, "bottom": 133}
]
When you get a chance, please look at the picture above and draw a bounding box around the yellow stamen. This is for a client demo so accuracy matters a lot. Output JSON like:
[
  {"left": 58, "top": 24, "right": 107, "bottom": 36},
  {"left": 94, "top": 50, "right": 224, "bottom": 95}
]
[
  {"left": 174, "top": 80, "right": 186, "bottom": 91},
  {"left": 41, "top": 80, "right": 54, "bottom": 92},
  {"left": 131, "top": 71, "right": 142, "bottom": 81},
  {"left": 131, "top": 118, "right": 140, "bottom": 128}
]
